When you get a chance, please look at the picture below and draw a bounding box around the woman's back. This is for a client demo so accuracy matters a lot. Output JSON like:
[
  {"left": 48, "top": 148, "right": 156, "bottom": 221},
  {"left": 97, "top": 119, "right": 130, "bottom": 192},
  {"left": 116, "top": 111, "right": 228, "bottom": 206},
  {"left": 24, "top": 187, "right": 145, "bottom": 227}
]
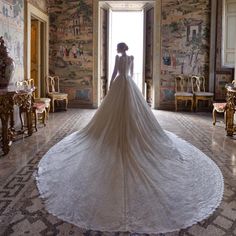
[{"left": 116, "top": 55, "right": 134, "bottom": 78}]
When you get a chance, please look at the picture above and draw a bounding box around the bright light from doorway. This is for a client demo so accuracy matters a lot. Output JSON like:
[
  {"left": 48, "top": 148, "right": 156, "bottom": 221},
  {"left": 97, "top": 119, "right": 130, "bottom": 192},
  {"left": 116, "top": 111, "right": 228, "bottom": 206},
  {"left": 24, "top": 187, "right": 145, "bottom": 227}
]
[{"left": 109, "top": 11, "right": 144, "bottom": 91}]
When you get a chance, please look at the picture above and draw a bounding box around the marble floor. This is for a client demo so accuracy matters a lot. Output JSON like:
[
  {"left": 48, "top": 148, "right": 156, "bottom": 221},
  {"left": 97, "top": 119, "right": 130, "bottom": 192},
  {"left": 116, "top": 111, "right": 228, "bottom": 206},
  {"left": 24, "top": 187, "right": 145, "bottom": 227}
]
[{"left": 0, "top": 108, "right": 236, "bottom": 236}]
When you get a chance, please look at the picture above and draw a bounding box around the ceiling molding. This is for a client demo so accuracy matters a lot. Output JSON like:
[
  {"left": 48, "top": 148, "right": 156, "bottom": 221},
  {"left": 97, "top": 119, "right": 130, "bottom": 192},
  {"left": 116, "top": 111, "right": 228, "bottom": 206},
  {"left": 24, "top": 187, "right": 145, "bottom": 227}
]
[{"left": 104, "top": 1, "right": 154, "bottom": 11}]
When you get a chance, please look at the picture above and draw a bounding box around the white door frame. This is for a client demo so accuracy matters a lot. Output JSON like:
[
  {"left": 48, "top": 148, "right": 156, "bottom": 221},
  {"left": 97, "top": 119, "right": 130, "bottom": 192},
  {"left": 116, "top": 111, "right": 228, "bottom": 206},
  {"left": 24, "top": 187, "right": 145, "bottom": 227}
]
[
  {"left": 93, "top": 0, "right": 161, "bottom": 109},
  {"left": 25, "top": 3, "right": 49, "bottom": 97}
]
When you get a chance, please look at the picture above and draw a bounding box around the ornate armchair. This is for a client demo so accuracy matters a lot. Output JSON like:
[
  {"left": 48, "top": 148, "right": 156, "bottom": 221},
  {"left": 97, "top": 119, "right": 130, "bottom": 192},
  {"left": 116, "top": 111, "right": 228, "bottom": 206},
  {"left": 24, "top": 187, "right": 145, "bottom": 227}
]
[
  {"left": 46, "top": 75, "right": 68, "bottom": 112},
  {"left": 27, "top": 78, "right": 51, "bottom": 119},
  {"left": 191, "top": 76, "right": 214, "bottom": 111},
  {"left": 16, "top": 80, "right": 46, "bottom": 131},
  {"left": 174, "top": 75, "right": 194, "bottom": 111},
  {"left": 212, "top": 80, "right": 236, "bottom": 126},
  {"left": 212, "top": 102, "right": 226, "bottom": 125}
]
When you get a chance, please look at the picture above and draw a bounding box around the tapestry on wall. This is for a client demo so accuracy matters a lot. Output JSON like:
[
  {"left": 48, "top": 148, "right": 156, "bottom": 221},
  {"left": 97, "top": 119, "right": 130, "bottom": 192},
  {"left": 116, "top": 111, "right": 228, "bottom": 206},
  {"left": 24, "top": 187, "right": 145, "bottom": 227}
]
[
  {"left": 160, "top": 0, "right": 210, "bottom": 107},
  {"left": 0, "top": 0, "right": 24, "bottom": 87},
  {"left": 48, "top": 0, "right": 93, "bottom": 106}
]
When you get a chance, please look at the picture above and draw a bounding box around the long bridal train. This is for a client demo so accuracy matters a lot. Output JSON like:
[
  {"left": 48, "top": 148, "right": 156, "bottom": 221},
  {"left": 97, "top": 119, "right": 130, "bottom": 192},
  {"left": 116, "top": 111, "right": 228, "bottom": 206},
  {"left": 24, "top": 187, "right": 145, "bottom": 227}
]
[{"left": 36, "top": 54, "right": 224, "bottom": 234}]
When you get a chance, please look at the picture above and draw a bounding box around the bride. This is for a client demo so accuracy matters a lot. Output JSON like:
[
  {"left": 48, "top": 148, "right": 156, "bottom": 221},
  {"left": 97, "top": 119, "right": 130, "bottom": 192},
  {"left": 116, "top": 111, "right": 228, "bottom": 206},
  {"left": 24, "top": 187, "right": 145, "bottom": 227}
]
[{"left": 36, "top": 42, "right": 224, "bottom": 234}]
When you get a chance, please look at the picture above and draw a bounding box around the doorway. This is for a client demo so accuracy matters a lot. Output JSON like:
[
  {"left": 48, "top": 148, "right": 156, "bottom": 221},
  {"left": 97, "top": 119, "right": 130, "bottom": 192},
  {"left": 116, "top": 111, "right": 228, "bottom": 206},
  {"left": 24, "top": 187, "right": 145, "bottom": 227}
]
[
  {"left": 109, "top": 11, "right": 144, "bottom": 91},
  {"left": 31, "top": 18, "right": 43, "bottom": 98},
  {"left": 93, "top": 0, "right": 161, "bottom": 109},
  {"left": 26, "top": 3, "right": 49, "bottom": 98}
]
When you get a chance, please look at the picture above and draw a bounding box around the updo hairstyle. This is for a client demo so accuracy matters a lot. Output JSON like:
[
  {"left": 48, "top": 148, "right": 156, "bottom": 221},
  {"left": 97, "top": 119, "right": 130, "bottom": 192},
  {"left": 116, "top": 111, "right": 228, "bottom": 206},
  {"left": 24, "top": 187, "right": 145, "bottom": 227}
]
[{"left": 117, "top": 42, "right": 129, "bottom": 51}]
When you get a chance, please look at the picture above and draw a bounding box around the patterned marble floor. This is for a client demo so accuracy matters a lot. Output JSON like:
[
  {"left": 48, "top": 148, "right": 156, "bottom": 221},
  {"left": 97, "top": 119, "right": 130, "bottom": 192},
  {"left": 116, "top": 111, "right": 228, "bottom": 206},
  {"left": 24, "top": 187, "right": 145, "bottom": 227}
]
[{"left": 0, "top": 109, "right": 236, "bottom": 236}]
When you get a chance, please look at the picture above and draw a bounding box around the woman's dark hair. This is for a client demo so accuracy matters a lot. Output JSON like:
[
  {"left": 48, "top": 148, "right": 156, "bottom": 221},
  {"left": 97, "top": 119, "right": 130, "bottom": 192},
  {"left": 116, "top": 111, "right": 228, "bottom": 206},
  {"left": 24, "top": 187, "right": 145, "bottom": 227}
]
[{"left": 117, "top": 42, "right": 129, "bottom": 51}]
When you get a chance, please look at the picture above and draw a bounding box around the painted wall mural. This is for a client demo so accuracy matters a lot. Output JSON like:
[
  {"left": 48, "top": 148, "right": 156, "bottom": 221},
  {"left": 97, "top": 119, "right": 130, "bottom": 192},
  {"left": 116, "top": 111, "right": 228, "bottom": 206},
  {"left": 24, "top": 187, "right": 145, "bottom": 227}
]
[
  {"left": 48, "top": 0, "right": 93, "bottom": 106},
  {"left": 215, "top": 74, "right": 232, "bottom": 100},
  {"left": 28, "top": 0, "right": 48, "bottom": 12},
  {"left": 0, "top": 0, "right": 24, "bottom": 87},
  {"left": 160, "top": 0, "right": 210, "bottom": 108}
]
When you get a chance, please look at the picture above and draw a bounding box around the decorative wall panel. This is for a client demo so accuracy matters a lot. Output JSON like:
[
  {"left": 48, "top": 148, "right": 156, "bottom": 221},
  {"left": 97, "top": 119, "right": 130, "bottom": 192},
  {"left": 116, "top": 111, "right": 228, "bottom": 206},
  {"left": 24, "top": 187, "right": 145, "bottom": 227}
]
[
  {"left": 48, "top": 0, "right": 93, "bottom": 107},
  {"left": 160, "top": 0, "right": 210, "bottom": 108},
  {"left": 0, "top": 0, "right": 24, "bottom": 87}
]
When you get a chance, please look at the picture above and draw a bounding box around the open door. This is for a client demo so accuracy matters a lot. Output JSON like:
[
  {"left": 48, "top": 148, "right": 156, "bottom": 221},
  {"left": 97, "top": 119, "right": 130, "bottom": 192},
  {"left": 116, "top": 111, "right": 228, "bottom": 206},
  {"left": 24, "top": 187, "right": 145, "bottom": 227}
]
[
  {"left": 94, "top": 0, "right": 159, "bottom": 108},
  {"left": 31, "top": 19, "right": 40, "bottom": 98},
  {"left": 143, "top": 5, "right": 154, "bottom": 106},
  {"left": 26, "top": 3, "right": 49, "bottom": 98}
]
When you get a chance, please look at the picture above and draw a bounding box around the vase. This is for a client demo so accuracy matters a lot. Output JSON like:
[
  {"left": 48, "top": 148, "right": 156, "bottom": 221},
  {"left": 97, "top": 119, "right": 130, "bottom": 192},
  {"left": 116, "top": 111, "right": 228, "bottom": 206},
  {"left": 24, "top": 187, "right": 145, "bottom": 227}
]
[
  {"left": 0, "top": 59, "right": 15, "bottom": 89},
  {"left": 0, "top": 36, "right": 15, "bottom": 89}
]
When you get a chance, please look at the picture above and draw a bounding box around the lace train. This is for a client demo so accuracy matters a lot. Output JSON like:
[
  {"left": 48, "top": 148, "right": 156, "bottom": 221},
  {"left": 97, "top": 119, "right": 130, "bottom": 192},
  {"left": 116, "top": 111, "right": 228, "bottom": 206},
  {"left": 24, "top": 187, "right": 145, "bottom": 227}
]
[{"left": 36, "top": 75, "right": 224, "bottom": 233}]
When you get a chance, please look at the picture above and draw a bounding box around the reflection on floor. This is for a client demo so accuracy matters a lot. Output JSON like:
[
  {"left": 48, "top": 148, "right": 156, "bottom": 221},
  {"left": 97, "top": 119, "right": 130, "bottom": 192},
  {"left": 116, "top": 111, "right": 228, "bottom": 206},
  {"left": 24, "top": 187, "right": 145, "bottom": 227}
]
[{"left": 0, "top": 109, "right": 236, "bottom": 236}]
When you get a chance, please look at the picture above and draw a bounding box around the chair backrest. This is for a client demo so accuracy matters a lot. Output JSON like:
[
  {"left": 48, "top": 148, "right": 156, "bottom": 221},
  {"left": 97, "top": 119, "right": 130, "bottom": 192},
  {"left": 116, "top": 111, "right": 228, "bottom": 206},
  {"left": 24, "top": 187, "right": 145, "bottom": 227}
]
[
  {"left": 175, "top": 75, "right": 192, "bottom": 93},
  {"left": 27, "top": 78, "right": 35, "bottom": 89},
  {"left": 191, "top": 76, "right": 206, "bottom": 93},
  {"left": 46, "top": 76, "right": 60, "bottom": 94}
]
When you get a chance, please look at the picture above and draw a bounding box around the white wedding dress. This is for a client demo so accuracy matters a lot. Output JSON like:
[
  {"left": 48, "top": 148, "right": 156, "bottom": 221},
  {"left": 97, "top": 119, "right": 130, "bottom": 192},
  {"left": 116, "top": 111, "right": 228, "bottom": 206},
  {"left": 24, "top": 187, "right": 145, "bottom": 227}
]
[{"left": 36, "top": 55, "right": 224, "bottom": 234}]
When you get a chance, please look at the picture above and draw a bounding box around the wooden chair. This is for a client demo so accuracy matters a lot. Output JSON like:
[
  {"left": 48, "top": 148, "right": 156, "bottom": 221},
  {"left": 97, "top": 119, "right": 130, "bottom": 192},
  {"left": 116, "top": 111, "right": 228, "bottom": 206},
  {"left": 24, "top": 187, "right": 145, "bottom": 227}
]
[
  {"left": 32, "top": 102, "right": 46, "bottom": 131},
  {"left": 46, "top": 75, "right": 68, "bottom": 112},
  {"left": 191, "top": 76, "right": 214, "bottom": 111},
  {"left": 174, "top": 75, "right": 194, "bottom": 111},
  {"left": 16, "top": 80, "right": 46, "bottom": 131}
]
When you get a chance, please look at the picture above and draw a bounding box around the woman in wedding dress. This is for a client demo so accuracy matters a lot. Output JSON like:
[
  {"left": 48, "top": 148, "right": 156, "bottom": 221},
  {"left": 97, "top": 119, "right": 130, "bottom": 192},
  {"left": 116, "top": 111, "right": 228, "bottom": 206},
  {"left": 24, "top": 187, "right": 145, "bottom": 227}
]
[{"left": 37, "top": 42, "right": 224, "bottom": 234}]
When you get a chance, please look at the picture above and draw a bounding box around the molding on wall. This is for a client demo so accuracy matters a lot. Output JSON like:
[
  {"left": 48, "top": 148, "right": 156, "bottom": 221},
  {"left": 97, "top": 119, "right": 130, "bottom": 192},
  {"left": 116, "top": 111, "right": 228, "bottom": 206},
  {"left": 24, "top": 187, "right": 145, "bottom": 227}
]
[
  {"left": 27, "top": 0, "right": 48, "bottom": 14},
  {"left": 153, "top": 0, "right": 161, "bottom": 109},
  {"left": 93, "top": 1, "right": 100, "bottom": 108},
  {"left": 209, "top": 0, "right": 217, "bottom": 93},
  {"left": 25, "top": 2, "right": 49, "bottom": 96}
]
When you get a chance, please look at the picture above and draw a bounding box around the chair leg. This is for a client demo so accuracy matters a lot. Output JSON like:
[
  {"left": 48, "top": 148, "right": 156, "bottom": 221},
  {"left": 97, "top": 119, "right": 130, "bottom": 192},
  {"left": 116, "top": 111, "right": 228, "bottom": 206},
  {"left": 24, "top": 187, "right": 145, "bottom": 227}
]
[
  {"left": 43, "top": 110, "right": 46, "bottom": 126},
  {"left": 185, "top": 100, "right": 188, "bottom": 107},
  {"left": 65, "top": 98, "right": 68, "bottom": 111},
  {"left": 212, "top": 108, "right": 217, "bottom": 125},
  {"left": 52, "top": 99, "right": 55, "bottom": 112},
  {"left": 190, "top": 99, "right": 194, "bottom": 112},
  {"left": 35, "top": 111, "right": 38, "bottom": 131},
  {"left": 175, "top": 99, "right": 178, "bottom": 112},
  {"left": 46, "top": 104, "right": 50, "bottom": 118},
  {"left": 195, "top": 98, "right": 198, "bottom": 112}
]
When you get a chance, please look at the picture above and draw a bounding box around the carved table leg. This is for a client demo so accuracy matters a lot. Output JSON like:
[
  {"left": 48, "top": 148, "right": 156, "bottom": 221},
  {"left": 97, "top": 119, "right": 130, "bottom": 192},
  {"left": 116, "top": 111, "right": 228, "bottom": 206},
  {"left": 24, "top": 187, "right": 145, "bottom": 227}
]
[
  {"left": 0, "top": 113, "right": 10, "bottom": 155},
  {"left": 225, "top": 90, "right": 235, "bottom": 136},
  {"left": 26, "top": 109, "right": 33, "bottom": 136}
]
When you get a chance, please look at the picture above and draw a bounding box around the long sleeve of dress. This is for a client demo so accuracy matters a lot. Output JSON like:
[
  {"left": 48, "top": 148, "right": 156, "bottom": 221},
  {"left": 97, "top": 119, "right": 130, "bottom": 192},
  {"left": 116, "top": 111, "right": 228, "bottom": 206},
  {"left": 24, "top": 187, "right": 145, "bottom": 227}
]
[
  {"left": 130, "top": 56, "right": 134, "bottom": 78},
  {"left": 110, "top": 55, "right": 119, "bottom": 85}
]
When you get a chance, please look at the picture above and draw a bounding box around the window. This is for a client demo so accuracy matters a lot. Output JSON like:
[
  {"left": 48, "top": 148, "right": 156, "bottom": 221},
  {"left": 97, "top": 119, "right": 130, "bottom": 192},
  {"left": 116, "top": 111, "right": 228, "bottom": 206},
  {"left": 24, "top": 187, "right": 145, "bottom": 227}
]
[{"left": 223, "top": 0, "right": 236, "bottom": 67}]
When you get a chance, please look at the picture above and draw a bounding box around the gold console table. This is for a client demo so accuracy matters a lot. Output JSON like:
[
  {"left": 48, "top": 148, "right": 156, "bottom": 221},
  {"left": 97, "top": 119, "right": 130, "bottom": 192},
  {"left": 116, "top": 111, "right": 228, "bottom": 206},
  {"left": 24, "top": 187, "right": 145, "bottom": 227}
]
[
  {"left": 225, "top": 85, "right": 236, "bottom": 136},
  {"left": 0, "top": 89, "right": 33, "bottom": 155}
]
